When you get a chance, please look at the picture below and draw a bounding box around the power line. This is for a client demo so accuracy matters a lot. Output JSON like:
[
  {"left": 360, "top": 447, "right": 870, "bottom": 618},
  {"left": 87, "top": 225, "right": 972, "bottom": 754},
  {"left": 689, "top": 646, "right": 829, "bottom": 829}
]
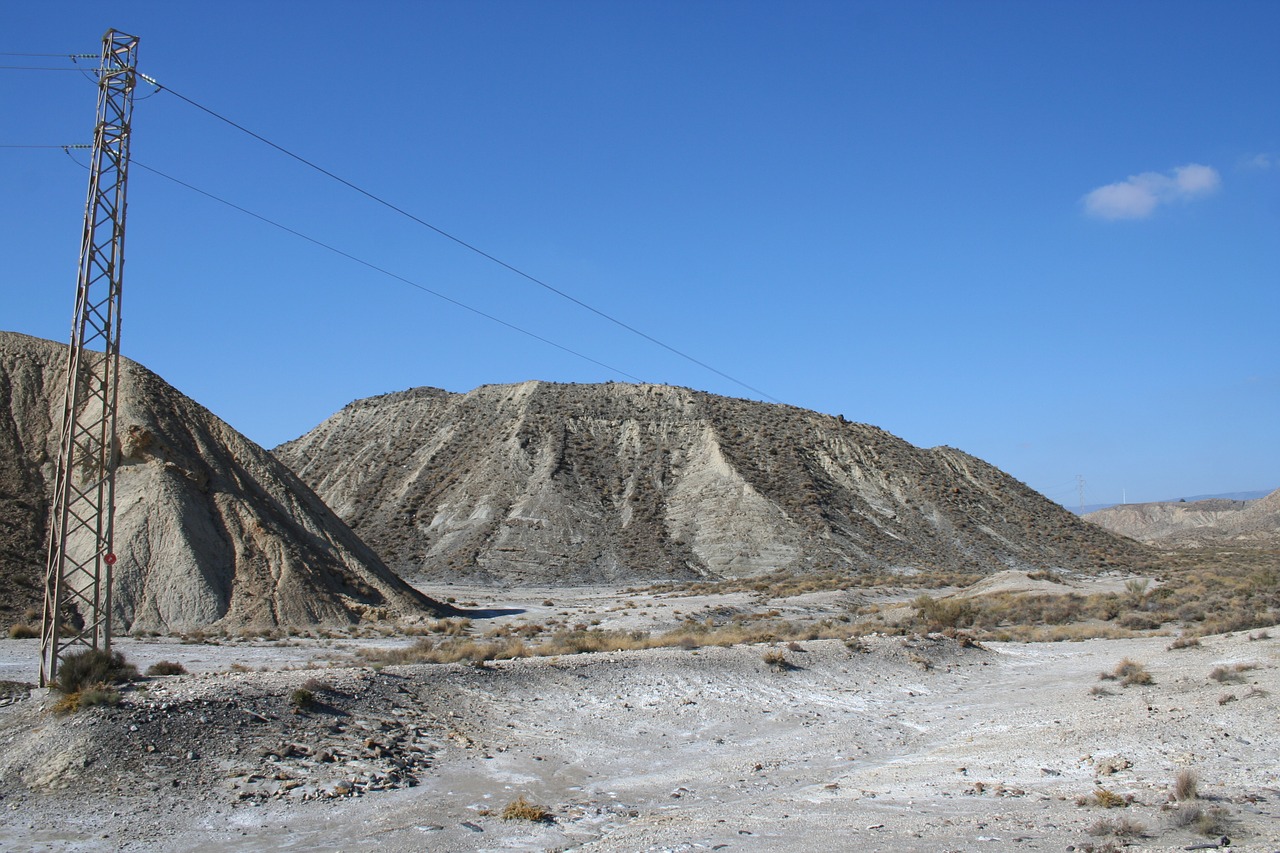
[
  {"left": 0, "top": 65, "right": 85, "bottom": 71},
  {"left": 141, "top": 74, "right": 781, "bottom": 405},
  {"left": 131, "top": 159, "right": 647, "bottom": 383},
  {"left": 0, "top": 52, "right": 97, "bottom": 58}
]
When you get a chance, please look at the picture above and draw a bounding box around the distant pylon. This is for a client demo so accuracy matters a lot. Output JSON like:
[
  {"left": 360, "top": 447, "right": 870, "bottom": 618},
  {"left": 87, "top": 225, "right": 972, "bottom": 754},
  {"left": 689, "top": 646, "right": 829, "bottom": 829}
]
[
  {"left": 1077, "top": 474, "right": 1086, "bottom": 515},
  {"left": 39, "top": 30, "right": 140, "bottom": 687}
]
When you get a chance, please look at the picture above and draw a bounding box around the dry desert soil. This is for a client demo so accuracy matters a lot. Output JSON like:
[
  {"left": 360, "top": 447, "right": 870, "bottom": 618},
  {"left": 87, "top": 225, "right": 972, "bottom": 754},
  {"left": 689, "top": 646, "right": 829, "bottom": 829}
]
[{"left": 1, "top": 582, "right": 1277, "bottom": 853}]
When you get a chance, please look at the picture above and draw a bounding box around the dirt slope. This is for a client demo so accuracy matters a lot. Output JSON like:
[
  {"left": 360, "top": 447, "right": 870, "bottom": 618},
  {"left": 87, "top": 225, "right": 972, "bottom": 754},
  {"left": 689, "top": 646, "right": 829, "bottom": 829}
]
[
  {"left": 275, "top": 381, "right": 1146, "bottom": 584},
  {"left": 0, "top": 331, "right": 449, "bottom": 632},
  {"left": 1086, "top": 488, "right": 1280, "bottom": 547}
]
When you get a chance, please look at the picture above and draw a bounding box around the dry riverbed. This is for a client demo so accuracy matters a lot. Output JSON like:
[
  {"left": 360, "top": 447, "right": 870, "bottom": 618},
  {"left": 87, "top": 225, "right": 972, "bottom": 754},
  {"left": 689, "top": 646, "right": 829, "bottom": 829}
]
[{"left": 0, "top": 585, "right": 1277, "bottom": 852}]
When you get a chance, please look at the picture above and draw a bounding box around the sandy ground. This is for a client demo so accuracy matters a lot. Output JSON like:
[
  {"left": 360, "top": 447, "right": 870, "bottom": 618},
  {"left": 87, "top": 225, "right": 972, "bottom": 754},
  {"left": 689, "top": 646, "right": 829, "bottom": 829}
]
[{"left": 1, "top": 585, "right": 1277, "bottom": 852}]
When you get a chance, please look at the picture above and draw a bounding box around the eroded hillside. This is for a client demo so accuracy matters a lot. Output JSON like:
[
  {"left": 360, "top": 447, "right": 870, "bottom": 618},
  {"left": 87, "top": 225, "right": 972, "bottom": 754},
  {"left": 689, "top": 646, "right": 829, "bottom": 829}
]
[
  {"left": 0, "top": 331, "right": 449, "bottom": 632},
  {"left": 275, "top": 381, "right": 1146, "bottom": 584}
]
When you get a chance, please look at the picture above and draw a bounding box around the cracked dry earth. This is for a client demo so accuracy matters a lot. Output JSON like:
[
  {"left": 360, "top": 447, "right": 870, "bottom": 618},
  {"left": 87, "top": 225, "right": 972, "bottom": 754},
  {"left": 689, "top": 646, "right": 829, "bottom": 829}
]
[{"left": 1, "top": 629, "right": 1278, "bottom": 853}]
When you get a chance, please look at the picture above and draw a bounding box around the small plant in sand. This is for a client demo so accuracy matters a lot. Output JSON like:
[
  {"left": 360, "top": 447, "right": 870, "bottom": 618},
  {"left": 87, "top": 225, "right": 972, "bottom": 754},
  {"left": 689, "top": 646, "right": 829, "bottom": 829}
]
[
  {"left": 7, "top": 622, "right": 38, "bottom": 639},
  {"left": 500, "top": 795, "right": 552, "bottom": 822},
  {"left": 1167, "top": 635, "right": 1201, "bottom": 650}
]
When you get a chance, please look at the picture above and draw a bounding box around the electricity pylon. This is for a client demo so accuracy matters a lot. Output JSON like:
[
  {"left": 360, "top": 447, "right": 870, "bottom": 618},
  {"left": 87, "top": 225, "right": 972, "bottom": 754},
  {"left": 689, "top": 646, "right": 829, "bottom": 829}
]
[{"left": 39, "top": 30, "right": 139, "bottom": 687}]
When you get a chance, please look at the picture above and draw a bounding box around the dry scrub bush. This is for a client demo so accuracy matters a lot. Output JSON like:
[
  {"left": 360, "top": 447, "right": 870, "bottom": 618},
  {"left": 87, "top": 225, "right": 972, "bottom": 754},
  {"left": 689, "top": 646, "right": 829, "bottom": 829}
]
[
  {"left": 762, "top": 649, "right": 791, "bottom": 670},
  {"left": 1209, "top": 663, "right": 1255, "bottom": 683},
  {"left": 289, "top": 688, "right": 316, "bottom": 711},
  {"left": 1146, "top": 549, "right": 1279, "bottom": 635},
  {"left": 7, "top": 623, "right": 37, "bottom": 639},
  {"left": 360, "top": 614, "right": 896, "bottom": 667},
  {"left": 912, "top": 595, "right": 975, "bottom": 631},
  {"left": 1168, "top": 802, "right": 1232, "bottom": 836},
  {"left": 55, "top": 649, "right": 138, "bottom": 694},
  {"left": 1101, "top": 658, "right": 1152, "bottom": 687},
  {"left": 53, "top": 685, "right": 121, "bottom": 715},
  {"left": 659, "top": 566, "right": 985, "bottom": 601},
  {"left": 145, "top": 660, "right": 187, "bottom": 676},
  {"left": 1078, "top": 788, "right": 1131, "bottom": 809},
  {"left": 1123, "top": 578, "right": 1151, "bottom": 602},
  {"left": 1086, "top": 816, "right": 1146, "bottom": 838},
  {"left": 1172, "top": 768, "right": 1199, "bottom": 802},
  {"left": 1167, "top": 635, "right": 1201, "bottom": 650},
  {"left": 500, "top": 795, "right": 551, "bottom": 822}
]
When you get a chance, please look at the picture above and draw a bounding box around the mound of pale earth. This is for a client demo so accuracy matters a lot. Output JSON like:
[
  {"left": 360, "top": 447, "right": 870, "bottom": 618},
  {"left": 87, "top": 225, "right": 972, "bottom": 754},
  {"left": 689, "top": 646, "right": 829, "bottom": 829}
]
[
  {"left": 275, "top": 381, "right": 1147, "bottom": 585},
  {"left": 0, "top": 628, "right": 1276, "bottom": 851},
  {"left": 951, "top": 568, "right": 1134, "bottom": 598},
  {"left": 0, "top": 331, "right": 449, "bottom": 632},
  {"left": 1086, "top": 489, "right": 1280, "bottom": 548}
]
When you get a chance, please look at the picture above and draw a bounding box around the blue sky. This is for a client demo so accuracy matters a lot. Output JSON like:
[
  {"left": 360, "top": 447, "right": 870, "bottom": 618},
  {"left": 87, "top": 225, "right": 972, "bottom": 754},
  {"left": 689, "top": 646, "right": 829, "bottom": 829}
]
[{"left": 3, "top": 1, "right": 1277, "bottom": 508}]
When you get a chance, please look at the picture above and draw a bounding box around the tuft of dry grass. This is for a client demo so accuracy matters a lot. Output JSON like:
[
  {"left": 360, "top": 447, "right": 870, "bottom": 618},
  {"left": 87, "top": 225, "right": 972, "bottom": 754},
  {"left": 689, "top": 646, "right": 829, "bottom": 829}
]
[
  {"left": 1167, "top": 635, "right": 1201, "bottom": 650},
  {"left": 762, "top": 649, "right": 791, "bottom": 670},
  {"left": 1102, "top": 658, "right": 1153, "bottom": 687},
  {"left": 1172, "top": 768, "right": 1199, "bottom": 801},
  {"left": 500, "top": 795, "right": 551, "bottom": 822},
  {"left": 51, "top": 686, "right": 120, "bottom": 715},
  {"left": 1086, "top": 816, "right": 1146, "bottom": 838},
  {"left": 1209, "top": 662, "right": 1255, "bottom": 683},
  {"left": 7, "top": 623, "right": 37, "bottom": 639},
  {"left": 1169, "top": 802, "right": 1232, "bottom": 836},
  {"left": 1078, "top": 788, "right": 1130, "bottom": 809}
]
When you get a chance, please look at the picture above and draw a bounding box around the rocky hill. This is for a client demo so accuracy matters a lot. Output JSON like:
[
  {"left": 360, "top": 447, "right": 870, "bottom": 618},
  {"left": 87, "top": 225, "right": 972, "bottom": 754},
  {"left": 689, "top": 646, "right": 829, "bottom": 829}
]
[
  {"left": 275, "top": 381, "right": 1147, "bottom": 585},
  {"left": 0, "top": 331, "right": 449, "bottom": 632},
  {"left": 1085, "top": 488, "right": 1280, "bottom": 547}
]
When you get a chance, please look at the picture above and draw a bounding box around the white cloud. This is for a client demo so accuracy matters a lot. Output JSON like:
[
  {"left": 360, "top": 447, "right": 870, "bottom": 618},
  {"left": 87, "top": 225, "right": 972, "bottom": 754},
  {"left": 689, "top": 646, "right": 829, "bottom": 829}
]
[
  {"left": 1082, "top": 163, "right": 1221, "bottom": 220},
  {"left": 1242, "top": 153, "right": 1274, "bottom": 170}
]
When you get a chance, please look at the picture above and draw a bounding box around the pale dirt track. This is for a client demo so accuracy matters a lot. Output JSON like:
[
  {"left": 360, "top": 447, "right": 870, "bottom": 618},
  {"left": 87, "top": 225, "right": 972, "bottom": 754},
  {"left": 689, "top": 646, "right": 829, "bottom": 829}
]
[{"left": 1, "top": 622, "right": 1278, "bottom": 853}]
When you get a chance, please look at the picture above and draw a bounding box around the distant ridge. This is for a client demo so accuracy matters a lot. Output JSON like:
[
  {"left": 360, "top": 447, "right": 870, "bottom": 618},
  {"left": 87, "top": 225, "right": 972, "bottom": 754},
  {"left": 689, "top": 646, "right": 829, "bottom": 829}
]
[
  {"left": 1074, "top": 490, "right": 1273, "bottom": 516},
  {"left": 275, "top": 381, "right": 1147, "bottom": 585},
  {"left": 1085, "top": 488, "right": 1280, "bottom": 547}
]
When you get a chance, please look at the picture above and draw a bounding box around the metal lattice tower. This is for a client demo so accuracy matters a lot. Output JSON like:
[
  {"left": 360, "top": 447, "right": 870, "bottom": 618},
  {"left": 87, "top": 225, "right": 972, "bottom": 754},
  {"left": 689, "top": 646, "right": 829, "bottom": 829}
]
[{"left": 39, "top": 30, "right": 139, "bottom": 687}]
